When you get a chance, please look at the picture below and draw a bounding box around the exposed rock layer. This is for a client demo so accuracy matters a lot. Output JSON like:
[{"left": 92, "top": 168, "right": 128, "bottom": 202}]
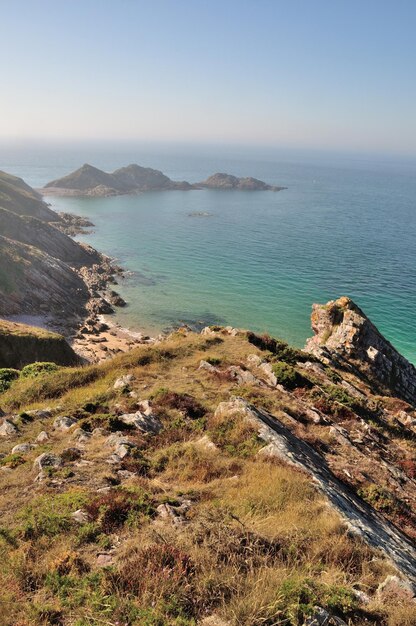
[{"left": 305, "top": 296, "right": 416, "bottom": 406}]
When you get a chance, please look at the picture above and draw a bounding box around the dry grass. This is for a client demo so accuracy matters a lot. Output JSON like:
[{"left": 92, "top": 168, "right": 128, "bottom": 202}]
[{"left": 0, "top": 329, "right": 414, "bottom": 625}]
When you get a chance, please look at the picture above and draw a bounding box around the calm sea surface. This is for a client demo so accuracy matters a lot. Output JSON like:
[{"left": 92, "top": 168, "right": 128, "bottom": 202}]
[{"left": 1, "top": 143, "right": 415, "bottom": 362}]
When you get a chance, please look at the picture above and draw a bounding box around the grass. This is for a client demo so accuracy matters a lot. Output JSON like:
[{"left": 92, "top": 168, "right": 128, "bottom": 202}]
[{"left": 0, "top": 330, "right": 413, "bottom": 625}]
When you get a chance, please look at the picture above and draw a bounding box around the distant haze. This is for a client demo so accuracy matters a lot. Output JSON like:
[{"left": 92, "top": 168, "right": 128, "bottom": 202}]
[{"left": 1, "top": 0, "right": 416, "bottom": 156}]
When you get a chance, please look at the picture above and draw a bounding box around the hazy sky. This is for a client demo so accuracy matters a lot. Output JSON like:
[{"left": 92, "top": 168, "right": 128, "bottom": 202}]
[{"left": 1, "top": 0, "right": 415, "bottom": 155}]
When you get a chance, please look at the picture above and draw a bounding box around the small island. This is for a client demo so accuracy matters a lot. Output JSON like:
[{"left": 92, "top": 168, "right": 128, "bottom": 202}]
[{"left": 41, "top": 163, "right": 286, "bottom": 197}]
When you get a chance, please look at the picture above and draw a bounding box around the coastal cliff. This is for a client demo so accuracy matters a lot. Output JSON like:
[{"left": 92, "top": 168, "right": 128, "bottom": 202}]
[
  {"left": 42, "top": 163, "right": 286, "bottom": 196},
  {"left": 305, "top": 296, "right": 416, "bottom": 405},
  {"left": 0, "top": 170, "right": 125, "bottom": 336}
]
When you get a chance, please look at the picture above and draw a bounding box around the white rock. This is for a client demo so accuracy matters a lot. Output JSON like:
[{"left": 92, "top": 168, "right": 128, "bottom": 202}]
[
  {"left": 194, "top": 435, "right": 218, "bottom": 451},
  {"left": 11, "top": 443, "right": 34, "bottom": 454},
  {"left": 72, "top": 428, "right": 92, "bottom": 443},
  {"left": 247, "top": 354, "right": 263, "bottom": 367},
  {"left": 199, "top": 360, "right": 219, "bottom": 373},
  {"left": 35, "top": 431, "right": 49, "bottom": 443},
  {"left": 53, "top": 416, "right": 77, "bottom": 430},
  {"left": 0, "top": 420, "right": 18, "bottom": 437},
  {"left": 119, "top": 411, "right": 162, "bottom": 434},
  {"left": 71, "top": 509, "right": 90, "bottom": 524},
  {"left": 25, "top": 408, "right": 53, "bottom": 419},
  {"left": 259, "top": 362, "right": 278, "bottom": 386},
  {"left": 113, "top": 374, "right": 134, "bottom": 390}
]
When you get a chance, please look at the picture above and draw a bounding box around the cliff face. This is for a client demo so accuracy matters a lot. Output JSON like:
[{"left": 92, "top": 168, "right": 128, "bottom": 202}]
[
  {"left": 0, "top": 207, "right": 100, "bottom": 267},
  {"left": 0, "top": 170, "right": 58, "bottom": 221},
  {"left": 0, "top": 170, "right": 124, "bottom": 333},
  {"left": 305, "top": 296, "right": 416, "bottom": 405},
  {"left": 0, "top": 320, "right": 80, "bottom": 368},
  {"left": 0, "top": 236, "right": 90, "bottom": 318}
]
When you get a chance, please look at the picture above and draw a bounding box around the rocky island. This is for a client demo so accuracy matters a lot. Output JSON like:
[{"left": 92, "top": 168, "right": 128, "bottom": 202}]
[{"left": 41, "top": 163, "right": 286, "bottom": 197}]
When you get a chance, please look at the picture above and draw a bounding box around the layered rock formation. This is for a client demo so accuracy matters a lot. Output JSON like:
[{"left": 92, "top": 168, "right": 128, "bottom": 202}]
[
  {"left": 42, "top": 163, "right": 285, "bottom": 196},
  {"left": 0, "top": 169, "right": 58, "bottom": 221},
  {"left": 0, "top": 207, "right": 99, "bottom": 266},
  {"left": 305, "top": 296, "right": 416, "bottom": 405},
  {"left": 0, "top": 170, "right": 125, "bottom": 335}
]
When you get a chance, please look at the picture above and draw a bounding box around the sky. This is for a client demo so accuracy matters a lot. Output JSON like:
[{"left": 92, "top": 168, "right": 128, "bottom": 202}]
[{"left": 1, "top": 0, "right": 415, "bottom": 156}]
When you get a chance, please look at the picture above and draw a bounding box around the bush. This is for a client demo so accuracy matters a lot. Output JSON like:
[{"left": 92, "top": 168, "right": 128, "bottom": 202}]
[
  {"left": 152, "top": 389, "right": 206, "bottom": 419},
  {"left": 0, "top": 368, "right": 19, "bottom": 392},
  {"left": 20, "top": 362, "right": 60, "bottom": 379},
  {"left": 84, "top": 488, "right": 153, "bottom": 532},
  {"left": 0, "top": 453, "right": 25, "bottom": 468},
  {"left": 247, "top": 332, "right": 309, "bottom": 364},
  {"left": 272, "top": 362, "right": 304, "bottom": 390}
]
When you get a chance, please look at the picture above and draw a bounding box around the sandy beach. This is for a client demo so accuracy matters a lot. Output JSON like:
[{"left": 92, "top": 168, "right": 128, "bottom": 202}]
[{"left": 71, "top": 314, "right": 156, "bottom": 362}]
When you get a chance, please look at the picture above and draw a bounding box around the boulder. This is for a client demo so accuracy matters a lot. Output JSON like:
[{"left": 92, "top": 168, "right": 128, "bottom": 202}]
[
  {"left": 35, "top": 431, "right": 49, "bottom": 443},
  {"left": 113, "top": 374, "right": 134, "bottom": 390},
  {"left": 226, "top": 365, "right": 259, "bottom": 385},
  {"left": 25, "top": 408, "right": 53, "bottom": 419},
  {"left": 33, "top": 452, "right": 62, "bottom": 471},
  {"left": 72, "top": 428, "right": 92, "bottom": 443},
  {"left": 199, "top": 359, "right": 220, "bottom": 373},
  {"left": 118, "top": 411, "right": 162, "bottom": 435},
  {"left": 53, "top": 416, "right": 77, "bottom": 430},
  {"left": 0, "top": 420, "right": 18, "bottom": 437},
  {"left": 71, "top": 509, "right": 90, "bottom": 524},
  {"left": 304, "top": 607, "right": 347, "bottom": 625},
  {"left": 11, "top": 443, "right": 34, "bottom": 454},
  {"left": 61, "top": 447, "right": 82, "bottom": 462}
]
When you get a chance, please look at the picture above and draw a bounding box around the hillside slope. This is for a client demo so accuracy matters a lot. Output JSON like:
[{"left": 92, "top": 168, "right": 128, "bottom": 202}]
[
  {"left": 0, "top": 170, "right": 58, "bottom": 221},
  {"left": 0, "top": 301, "right": 414, "bottom": 626},
  {"left": 0, "top": 320, "right": 80, "bottom": 368},
  {"left": 0, "top": 236, "right": 90, "bottom": 318},
  {"left": 0, "top": 170, "right": 124, "bottom": 334}
]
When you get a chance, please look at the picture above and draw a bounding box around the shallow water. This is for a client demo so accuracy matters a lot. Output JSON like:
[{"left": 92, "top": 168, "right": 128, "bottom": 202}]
[{"left": 2, "top": 145, "right": 416, "bottom": 362}]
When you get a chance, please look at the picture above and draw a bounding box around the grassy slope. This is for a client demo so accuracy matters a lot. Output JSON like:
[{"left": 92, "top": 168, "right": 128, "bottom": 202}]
[
  {"left": 0, "top": 320, "right": 80, "bottom": 368},
  {"left": 0, "top": 330, "right": 415, "bottom": 626}
]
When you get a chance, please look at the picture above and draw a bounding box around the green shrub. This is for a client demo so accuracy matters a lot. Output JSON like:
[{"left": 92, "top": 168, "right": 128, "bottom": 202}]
[
  {"left": 0, "top": 453, "right": 25, "bottom": 468},
  {"left": 20, "top": 361, "right": 60, "bottom": 379},
  {"left": 0, "top": 368, "right": 19, "bottom": 392},
  {"left": 272, "top": 362, "right": 304, "bottom": 390},
  {"left": 247, "top": 332, "right": 309, "bottom": 364},
  {"left": 19, "top": 491, "right": 88, "bottom": 539}
]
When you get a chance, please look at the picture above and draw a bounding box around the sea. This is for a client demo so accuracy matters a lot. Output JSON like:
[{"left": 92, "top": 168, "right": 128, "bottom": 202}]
[{"left": 1, "top": 141, "right": 416, "bottom": 363}]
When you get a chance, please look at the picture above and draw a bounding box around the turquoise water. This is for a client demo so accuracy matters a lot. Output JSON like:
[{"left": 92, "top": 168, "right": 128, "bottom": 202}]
[{"left": 1, "top": 144, "right": 416, "bottom": 362}]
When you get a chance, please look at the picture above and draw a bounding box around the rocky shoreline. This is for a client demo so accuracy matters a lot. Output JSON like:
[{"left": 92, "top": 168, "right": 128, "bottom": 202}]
[
  {"left": 62, "top": 234, "right": 157, "bottom": 363},
  {"left": 70, "top": 255, "right": 154, "bottom": 361}
]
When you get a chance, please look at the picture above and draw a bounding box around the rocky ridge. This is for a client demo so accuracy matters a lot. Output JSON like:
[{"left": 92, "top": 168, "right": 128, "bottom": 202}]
[
  {"left": 305, "top": 296, "right": 416, "bottom": 406},
  {"left": 0, "top": 170, "right": 127, "bottom": 340}
]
